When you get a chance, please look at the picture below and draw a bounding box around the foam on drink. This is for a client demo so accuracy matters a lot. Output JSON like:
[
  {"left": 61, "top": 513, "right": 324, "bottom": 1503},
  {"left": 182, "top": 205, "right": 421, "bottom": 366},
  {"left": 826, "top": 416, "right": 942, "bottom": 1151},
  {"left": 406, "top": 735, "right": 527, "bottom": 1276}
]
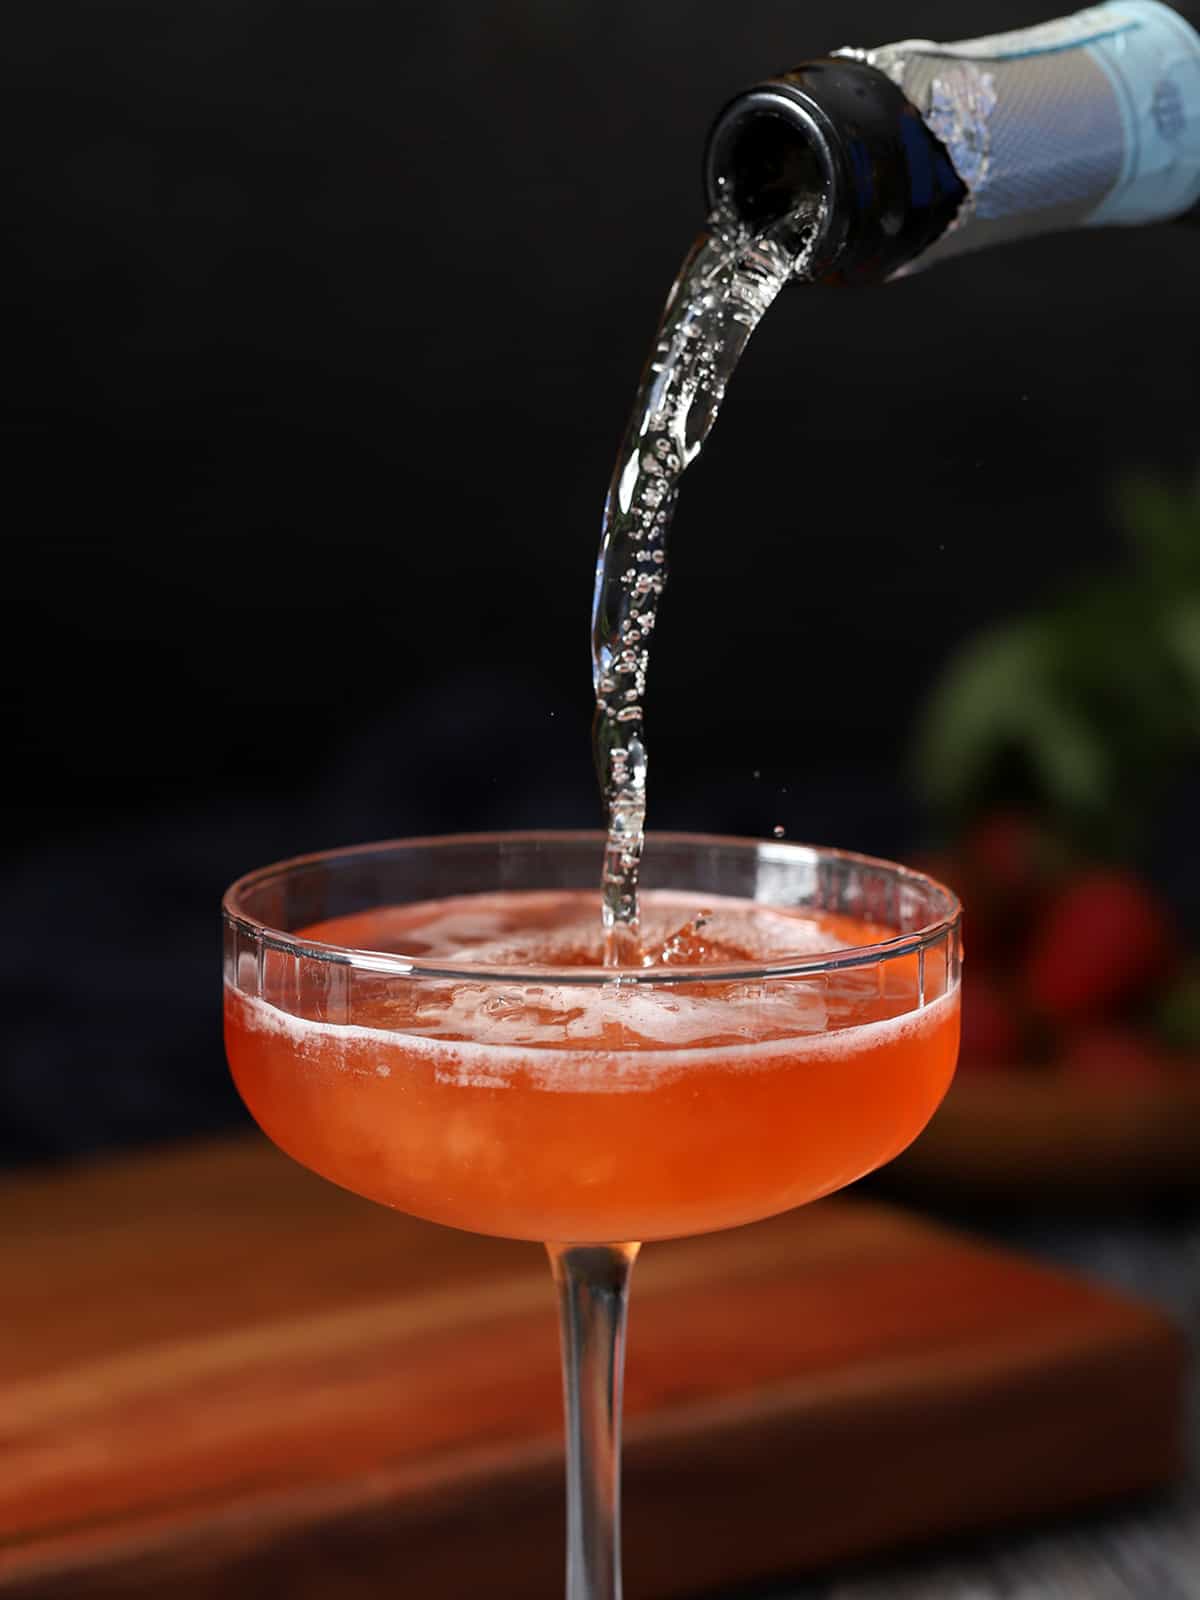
[{"left": 229, "top": 890, "right": 952, "bottom": 1092}]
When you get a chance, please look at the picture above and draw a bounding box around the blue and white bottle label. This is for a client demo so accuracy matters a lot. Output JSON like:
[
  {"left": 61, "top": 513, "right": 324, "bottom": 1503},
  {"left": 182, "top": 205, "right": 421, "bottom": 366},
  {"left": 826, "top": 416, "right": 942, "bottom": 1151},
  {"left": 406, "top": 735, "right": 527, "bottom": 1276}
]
[
  {"left": 882, "top": 6, "right": 1142, "bottom": 63},
  {"left": 1084, "top": 2, "right": 1200, "bottom": 223},
  {"left": 859, "top": 1, "right": 1200, "bottom": 258}
]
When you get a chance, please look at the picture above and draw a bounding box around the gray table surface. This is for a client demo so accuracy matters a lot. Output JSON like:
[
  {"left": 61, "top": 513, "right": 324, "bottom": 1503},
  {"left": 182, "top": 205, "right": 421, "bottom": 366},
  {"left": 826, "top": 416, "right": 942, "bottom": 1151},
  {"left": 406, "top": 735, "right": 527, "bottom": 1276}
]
[{"left": 759, "top": 1217, "right": 1200, "bottom": 1600}]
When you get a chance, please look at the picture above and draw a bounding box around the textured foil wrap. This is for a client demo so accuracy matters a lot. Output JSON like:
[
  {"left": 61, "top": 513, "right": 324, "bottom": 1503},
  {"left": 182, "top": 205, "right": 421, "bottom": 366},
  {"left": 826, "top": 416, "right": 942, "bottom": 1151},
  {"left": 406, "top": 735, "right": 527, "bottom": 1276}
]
[{"left": 925, "top": 63, "right": 999, "bottom": 206}]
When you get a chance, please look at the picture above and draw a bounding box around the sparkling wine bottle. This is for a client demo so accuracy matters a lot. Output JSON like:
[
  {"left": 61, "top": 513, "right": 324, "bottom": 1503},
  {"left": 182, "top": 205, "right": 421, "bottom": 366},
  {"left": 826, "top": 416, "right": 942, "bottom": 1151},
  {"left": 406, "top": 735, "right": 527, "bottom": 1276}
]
[{"left": 705, "top": 0, "right": 1200, "bottom": 283}]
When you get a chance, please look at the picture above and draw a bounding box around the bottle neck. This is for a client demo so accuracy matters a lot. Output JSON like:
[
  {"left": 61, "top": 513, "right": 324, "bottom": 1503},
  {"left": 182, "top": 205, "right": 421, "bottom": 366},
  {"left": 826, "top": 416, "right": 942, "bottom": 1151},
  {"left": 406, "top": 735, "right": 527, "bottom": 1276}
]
[{"left": 704, "top": 58, "right": 968, "bottom": 285}]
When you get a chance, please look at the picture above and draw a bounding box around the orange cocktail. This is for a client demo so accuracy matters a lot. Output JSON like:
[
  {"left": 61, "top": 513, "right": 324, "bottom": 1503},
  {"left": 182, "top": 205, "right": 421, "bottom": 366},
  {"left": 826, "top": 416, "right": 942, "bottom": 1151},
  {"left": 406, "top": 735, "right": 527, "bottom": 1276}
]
[{"left": 225, "top": 883, "right": 959, "bottom": 1242}]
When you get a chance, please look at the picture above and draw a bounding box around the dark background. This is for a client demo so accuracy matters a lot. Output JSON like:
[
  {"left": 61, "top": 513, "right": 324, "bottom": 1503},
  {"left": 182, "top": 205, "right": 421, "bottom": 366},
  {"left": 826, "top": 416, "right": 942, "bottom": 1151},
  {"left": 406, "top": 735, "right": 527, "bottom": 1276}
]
[{"left": 4, "top": 0, "right": 1199, "bottom": 1165}]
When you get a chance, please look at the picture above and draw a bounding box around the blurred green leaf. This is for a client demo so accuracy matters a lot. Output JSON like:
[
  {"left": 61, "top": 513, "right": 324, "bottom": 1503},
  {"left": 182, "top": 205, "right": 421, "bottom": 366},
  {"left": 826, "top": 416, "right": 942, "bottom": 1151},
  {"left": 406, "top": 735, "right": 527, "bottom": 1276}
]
[
  {"left": 1116, "top": 475, "right": 1200, "bottom": 587},
  {"left": 914, "top": 472, "right": 1200, "bottom": 845},
  {"left": 914, "top": 621, "right": 1110, "bottom": 818},
  {"left": 1166, "top": 600, "right": 1200, "bottom": 722},
  {"left": 1157, "top": 963, "right": 1200, "bottom": 1050}
]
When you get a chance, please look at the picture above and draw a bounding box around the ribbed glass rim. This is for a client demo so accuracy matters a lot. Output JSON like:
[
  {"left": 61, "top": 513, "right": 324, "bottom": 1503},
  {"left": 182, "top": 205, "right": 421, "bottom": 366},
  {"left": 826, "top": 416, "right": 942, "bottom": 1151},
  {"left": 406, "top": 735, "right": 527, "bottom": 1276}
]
[{"left": 222, "top": 830, "right": 961, "bottom": 987}]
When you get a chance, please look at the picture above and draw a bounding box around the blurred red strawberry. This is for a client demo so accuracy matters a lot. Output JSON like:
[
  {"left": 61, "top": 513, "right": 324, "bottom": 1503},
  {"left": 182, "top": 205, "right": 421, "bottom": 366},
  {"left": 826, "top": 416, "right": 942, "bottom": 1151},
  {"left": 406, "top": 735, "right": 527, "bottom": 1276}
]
[
  {"left": 911, "top": 849, "right": 988, "bottom": 962},
  {"left": 1060, "top": 1023, "right": 1171, "bottom": 1086},
  {"left": 959, "top": 905, "right": 998, "bottom": 966},
  {"left": 910, "top": 851, "right": 960, "bottom": 896},
  {"left": 956, "top": 812, "right": 1059, "bottom": 963},
  {"left": 964, "top": 812, "right": 1050, "bottom": 904},
  {"left": 915, "top": 851, "right": 1007, "bottom": 968},
  {"left": 959, "top": 970, "right": 1022, "bottom": 1068},
  {"left": 1025, "top": 870, "right": 1175, "bottom": 1023}
]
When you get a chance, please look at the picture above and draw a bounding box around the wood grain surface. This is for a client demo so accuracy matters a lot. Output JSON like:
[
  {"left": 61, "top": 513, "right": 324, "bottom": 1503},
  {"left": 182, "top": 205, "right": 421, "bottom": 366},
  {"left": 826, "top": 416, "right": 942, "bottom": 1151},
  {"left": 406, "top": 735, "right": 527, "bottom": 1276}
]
[
  {"left": 0, "top": 1137, "right": 1187, "bottom": 1597},
  {"left": 892, "top": 1070, "right": 1200, "bottom": 1202}
]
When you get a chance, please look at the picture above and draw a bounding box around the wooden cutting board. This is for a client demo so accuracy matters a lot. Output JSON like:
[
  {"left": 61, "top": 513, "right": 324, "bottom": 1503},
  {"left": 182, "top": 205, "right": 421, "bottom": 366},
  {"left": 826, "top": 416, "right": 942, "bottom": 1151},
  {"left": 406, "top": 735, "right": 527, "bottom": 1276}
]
[
  {"left": 892, "top": 1068, "right": 1200, "bottom": 1203},
  {"left": 0, "top": 1137, "right": 1186, "bottom": 1598}
]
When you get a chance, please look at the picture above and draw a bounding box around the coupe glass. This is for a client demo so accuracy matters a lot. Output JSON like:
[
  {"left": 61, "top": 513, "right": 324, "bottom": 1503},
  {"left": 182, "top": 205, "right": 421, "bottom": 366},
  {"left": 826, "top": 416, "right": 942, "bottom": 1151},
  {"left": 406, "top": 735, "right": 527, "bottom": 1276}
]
[{"left": 223, "top": 831, "right": 961, "bottom": 1599}]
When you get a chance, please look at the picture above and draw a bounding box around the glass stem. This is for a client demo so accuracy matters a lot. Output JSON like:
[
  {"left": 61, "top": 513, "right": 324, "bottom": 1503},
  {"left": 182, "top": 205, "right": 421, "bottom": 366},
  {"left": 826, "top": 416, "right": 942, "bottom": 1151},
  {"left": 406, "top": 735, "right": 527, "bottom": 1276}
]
[{"left": 547, "top": 1241, "right": 640, "bottom": 1600}]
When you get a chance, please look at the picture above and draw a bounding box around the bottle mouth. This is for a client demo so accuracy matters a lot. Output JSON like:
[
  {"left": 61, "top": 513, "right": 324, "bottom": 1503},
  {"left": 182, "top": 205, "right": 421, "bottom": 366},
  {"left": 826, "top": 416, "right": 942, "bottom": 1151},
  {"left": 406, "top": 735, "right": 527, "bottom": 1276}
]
[{"left": 703, "top": 84, "right": 840, "bottom": 265}]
